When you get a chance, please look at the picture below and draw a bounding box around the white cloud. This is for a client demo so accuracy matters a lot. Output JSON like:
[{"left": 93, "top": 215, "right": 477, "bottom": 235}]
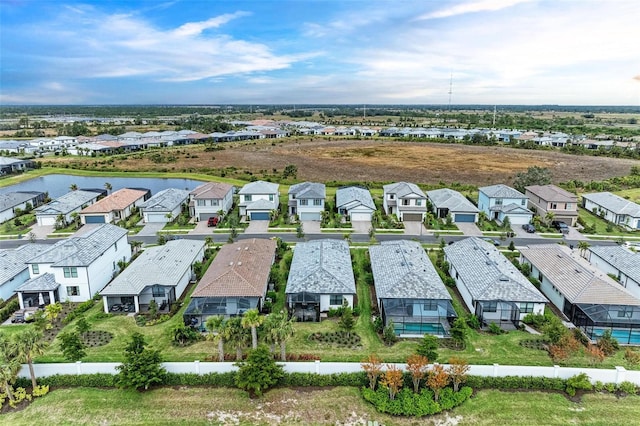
[
  {"left": 416, "top": 0, "right": 534, "bottom": 20},
  {"left": 172, "top": 12, "right": 250, "bottom": 37}
]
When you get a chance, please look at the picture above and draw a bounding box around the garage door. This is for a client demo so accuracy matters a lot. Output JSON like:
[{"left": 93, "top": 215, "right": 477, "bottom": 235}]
[
  {"left": 300, "top": 212, "right": 321, "bottom": 221},
  {"left": 507, "top": 215, "right": 531, "bottom": 225},
  {"left": 351, "top": 212, "right": 371, "bottom": 221},
  {"left": 38, "top": 216, "right": 56, "bottom": 226},
  {"left": 146, "top": 213, "right": 167, "bottom": 223},
  {"left": 403, "top": 213, "right": 423, "bottom": 222},
  {"left": 250, "top": 212, "right": 270, "bottom": 220},
  {"left": 454, "top": 214, "right": 476, "bottom": 223},
  {"left": 199, "top": 213, "right": 217, "bottom": 221},
  {"left": 84, "top": 215, "right": 106, "bottom": 224}
]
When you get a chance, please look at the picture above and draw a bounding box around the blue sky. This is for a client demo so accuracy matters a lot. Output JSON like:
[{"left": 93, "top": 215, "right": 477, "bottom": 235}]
[{"left": 1, "top": 0, "right": 639, "bottom": 105}]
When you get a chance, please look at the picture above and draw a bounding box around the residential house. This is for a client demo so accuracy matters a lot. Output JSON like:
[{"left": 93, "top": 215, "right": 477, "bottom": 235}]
[
  {"left": 17, "top": 224, "right": 131, "bottom": 306},
  {"left": 79, "top": 188, "right": 147, "bottom": 224},
  {"left": 183, "top": 238, "right": 276, "bottom": 326},
  {"left": 34, "top": 189, "right": 103, "bottom": 226},
  {"left": 285, "top": 239, "right": 356, "bottom": 322},
  {"left": 335, "top": 186, "right": 376, "bottom": 221},
  {"left": 478, "top": 184, "right": 533, "bottom": 225},
  {"left": 383, "top": 182, "right": 428, "bottom": 222},
  {"left": 582, "top": 192, "right": 640, "bottom": 231},
  {"left": 426, "top": 188, "right": 480, "bottom": 223},
  {"left": 525, "top": 184, "right": 578, "bottom": 226},
  {"left": 0, "top": 191, "right": 45, "bottom": 224},
  {"left": 100, "top": 239, "right": 205, "bottom": 314},
  {"left": 519, "top": 244, "right": 640, "bottom": 344},
  {"left": 444, "top": 237, "right": 547, "bottom": 329},
  {"left": 0, "top": 157, "right": 36, "bottom": 175},
  {"left": 370, "top": 240, "right": 457, "bottom": 336},
  {"left": 188, "top": 182, "right": 234, "bottom": 221},
  {"left": 587, "top": 245, "right": 640, "bottom": 300},
  {"left": 238, "top": 181, "right": 280, "bottom": 220},
  {"left": 288, "top": 182, "right": 326, "bottom": 221},
  {"left": 0, "top": 244, "right": 51, "bottom": 302},
  {"left": 139, "top": 188, "right": 189, "bottom": 223}
]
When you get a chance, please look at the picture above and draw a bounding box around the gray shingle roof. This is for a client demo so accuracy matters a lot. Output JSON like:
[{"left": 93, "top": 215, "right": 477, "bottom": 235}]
[
  {"left": 525, "top": 185, "right": 577, "bottom": 203},
  {"left": 28, "top": 224, "right": 128, "bottom": 267},
  {"left": 289, "top": 182, "right": 326, "bottom": 199},
  {"left": 383, "top": 182, "right": 426, "bottom": 198},
  {"left": 0, "top": 192, "right": 44, "bottom": 212},
  {"left": 370, "top": 240, "right": 451, "bottom": 300},
  {"left": 238, "top": 180, "right": 279, "bottom": 194},
  {"left": 246, "top": 199, "right": 277, "bottom": 210},
  {"left": 519, "top": 244, "right": 640, "bottom": 306},
  {"left": 444, "top": 237, "right": 547, "bottom": 303},
  {"left": 0, "top": 244, "right": 51, "bottom": 284},
  {"left": 34, "top": 190, "right": 100, "bottom": 216},
  {"left": 286, "top": 239, "right": 356, "bottom": 295},
  {"left": 582, "top": 192, "right": 640, "bottom": 217},
  {"left": 490, "top": 203, "right": 533, "bottom": 214},
  {"left": 426, "top": 188, "right": 479, "bottom": 213},
  {"left": 100, "top": 239, "right": 205, "bottom": 296},
  {"left": 479, "top": 184, "right": 527, "bottom": 199},
  {"left": 588, "top": 245, "right": 640, "bottom": 286},
  {"left": 139, "top": 188, "right": 189, "bottom": 212},
  {"left": 336, "top": 186, "right": 376, "bottom": 210},
  {"left": 16, "top": 272, "right": 60, "bottom": 292}
]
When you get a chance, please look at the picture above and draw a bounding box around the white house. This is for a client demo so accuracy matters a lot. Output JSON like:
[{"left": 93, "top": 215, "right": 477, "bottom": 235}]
[
  {"left": 100, "top": 239, "right": 205, "bottom": 314},
  {"left": 0, "top": 191, "right": 45, "bottom": 224},
  {"left": 188, "top": 182, "right": 234, "bottom": 221},
  {"left": 34, "top": 190, "right": 103, "bottom": 226},
  {"left": 335, "top": 186, "right": 376, "bottom": 221},
  {"left": 426, "top": 188, "right": 480, "bottom": 223},
  {"left": 587, "top": 245, "right": 640, "bottom": 300},
  {"left": 383, "top": 182, "right": 427, "bottom": 222},
  {"left": 238, "top": 180, "right": 280, "bottom": 220},
  {"left": 79, "top": 188, "right": 147, "bottom": 225},
  {"left": 139, "top": 188, "right": 189, "bottom": 223},
  {"left": 0, "top": 244, "right": 51, "bottom": 303},
  {"left": 18, "top": 224, "right": 131, "bottom": 306},
  {"left": 478, "top": 184, "right": 533, "bottom": 226},
  {"left": 582, "top": 192, "right": 640, "bottom": 231},
  {"left": 288, "top": 182, "right": 326, "bottom": 221}
]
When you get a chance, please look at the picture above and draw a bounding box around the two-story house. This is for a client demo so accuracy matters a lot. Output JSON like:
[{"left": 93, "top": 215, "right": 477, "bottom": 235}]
[
  {"left": 525, "top": 184, "right": 578, "bottom": 226},
  {"left": 288, "top": 182, "right": 326, "bottom": 221},
  {"left": 382, "top": 182, "right": 427, "bottom": 222},
  {"left": 188, "top": 182, "right": 234, "bottom": 221},
  {"left": 478, "top": 184, "right": 533, "bottom": 226},
  {"left": 238, "top": 180, "right": 280, "bottom": 220}
]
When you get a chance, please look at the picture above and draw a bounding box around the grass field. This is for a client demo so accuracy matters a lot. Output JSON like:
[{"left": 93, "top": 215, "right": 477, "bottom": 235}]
[{"left": 3, "top": 386, "right": 640, "bottom": 425}]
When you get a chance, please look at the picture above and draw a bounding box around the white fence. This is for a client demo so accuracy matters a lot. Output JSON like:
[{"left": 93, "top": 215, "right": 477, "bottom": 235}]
[{"left": 18, "top": 361, "right": 640, "bottom": 385}]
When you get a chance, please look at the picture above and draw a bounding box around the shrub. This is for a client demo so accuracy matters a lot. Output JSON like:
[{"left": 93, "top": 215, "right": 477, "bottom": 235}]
[
  {"left": 31, "top": 385, "right": 49, "bottom": 398},
  {"left": 618, "top": 381, "right": 637, "bottom": 395},
  {"left": 596, "top": 329, "right": 619, "bottom": 356},
  {"left": 361, "top": 386, "right": 472, "bottom": 417},
  {"left": 572, "top": 328, "right": 590, "bottom": 347},
  {"left": 416, "top": 335, "right": 438, "bottom": 362},
  {"left": 624, "top": 348, "right": 640, "bottom": 366},
  {"left": 565, "top": 373, "right": 592, "bottom": 396},
  {"left": 382, "top": 321, "right": 398, "bottom": 346},
  {"left": 63, "top": 299, "right": 96, "bottom": 324},
  {"left": 235, "top": 346, "right": 284, "bottom": 397},
  {"left": 488, "top": 322, "right": 505, "bottom": 335},
  {"left": 373, "top": 316, "right": 384, "bottom": 333},
  {"left": 465, "top": 314, "right": 481, "bottom": 330},
  {"left": 0, "top": 299, "right": 20, "bottom": 322}
]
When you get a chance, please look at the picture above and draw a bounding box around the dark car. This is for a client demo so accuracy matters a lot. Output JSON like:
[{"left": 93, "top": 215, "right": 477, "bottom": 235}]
[
  {"left": 207, "top": 217, "right": 219, "bottom": 227},
  {"left": 552, "top": 220, "right": 569, "bottom": 234},
  {"left": 522, "top": 223, "right": 536, "bottom": 233},
  {"left": 482, "top": 237, "right": 501, "bottom": 246}
]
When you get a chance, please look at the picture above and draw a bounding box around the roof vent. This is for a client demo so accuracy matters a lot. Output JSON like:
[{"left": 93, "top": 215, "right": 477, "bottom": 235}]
[
  {"left": 229, "top": 262, "right": 234, "bottom": 266},
  {"left": 237, "top": 247, "right": 241, "bottom": 251},
  {"left": 245, "top": 247, "right": 249, "bottom": 250},
  {"left": 557, "top": 254, "right": 563, "bottom": 258},
  {"left": 237, "top": 261, "right": 242, "bottom": 266},
  {"left": 575, "top": 269, "right": 581, "bottom": 273}
]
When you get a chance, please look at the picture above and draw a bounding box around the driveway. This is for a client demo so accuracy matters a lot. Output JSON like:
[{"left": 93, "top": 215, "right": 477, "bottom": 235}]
[
  {"left": 301, "top": 221, "right": 321, "bottom": 234},
  {"left": 351, "top": 220, "right": 372, "bottom": 234},
  {"left": 190, "top": 220, "right": 215, "bottom": 235},
  {"left": 565, "top": 226, "right": 587, "bottom": 241},
  {"left": 136, "top": 222, "right": 165, "bottom": 237},
  {"left": 403, "top": 221, "right": 426, "bottom": 235},
  {"left": 27, "top": 224, "right": 55, "bottom": 240},
  {"left": 455, "top": 222, "right": 483, "bottom": 237},
  {"left": 245, "top": 220, "right": 270, "bottom": 234},
  {"left": 511, "top": 225, "right": 542, "bottom": 239}
]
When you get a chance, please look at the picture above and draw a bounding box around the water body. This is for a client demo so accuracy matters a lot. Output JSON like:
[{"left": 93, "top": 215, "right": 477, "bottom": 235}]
[{"left": 0, "top": 174, "right": 206, "bottom": 198}]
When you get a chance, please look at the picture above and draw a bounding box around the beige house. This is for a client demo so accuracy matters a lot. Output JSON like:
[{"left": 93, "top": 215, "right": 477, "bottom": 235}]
[
  {"left": 525, "top": 184, "right": 578, "bottom": 226},
  {"left": 79, "top": 188, "right": 147, "bottom": 224}
]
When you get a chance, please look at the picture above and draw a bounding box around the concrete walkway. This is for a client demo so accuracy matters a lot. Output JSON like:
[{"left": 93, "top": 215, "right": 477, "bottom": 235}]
[{"left": 351, "top": 220, "right": 372, "bottom": 234}]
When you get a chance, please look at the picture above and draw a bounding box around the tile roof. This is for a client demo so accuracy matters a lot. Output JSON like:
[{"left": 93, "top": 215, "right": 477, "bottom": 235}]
[
  {"left": 336, "top": 186, "right": 376, "bottom": 210},
  {"left": 444, "top": 237, "right": 547, "bottom": 303},
  {"left": 246, "top": 199, "right": 277, "bottom": 210},
  {"left": 479, "top": 184, "right": 527, "bottom": 199},
  {"left": 191, "top": 238, "right": 276, "bottom": 298},
  {"left": 190, "top": 182, "right": 234, "bottom": 199},
  {"left": 582, "top": 192, "right": 640, "bottom": 217},
  {"left": 288, "top": 182, "right": 326, "bottom": 199},
  {"left": 238, "top": 180, "right": 279, "bottom": 194},
  {"left": 426, "top": 188, "right": 479, "bottom": 213},
  {"left": 370, "top": 240, "right": 451, "bottom": 300},
  {"left": 588, "top": 245, "right": 640, "bottom": 285},
  {"left": 80, "top": 188, "right": 147, "bottom": 213},
  {"left": 0, "top": 244, "right": 51, "bottom": 284},
  {"left": 519, "top": 244, "right": 640, "bottom": 306},
  {"left": 383, "top": 182, "right": 426, "bottom": 198},
  {"left": 100, "top": 239, "right": 205, "bottom": 296},
  {"left": 286, "top": 239, "right": 356, "bottom": 295},
  {"left": 28, "top": 224, "right": 128, "bottom": 267},
  {"left": 16, "top": 272, "right": 60, "bottom": 292},
  {"left": 525, "top": 185, "right": 577, "bottom": 202},
  {"left": 0, "top": 191, "right": 44, "bottom": 212},
  {"left": 139, "top": 188, "right": 189, "bottom": 212},
  {"left": 490, "top": 203, "right": 533, "bottom": 214},
  {"left": 35, "top": 190, "right": 101, "bottom": 216}
]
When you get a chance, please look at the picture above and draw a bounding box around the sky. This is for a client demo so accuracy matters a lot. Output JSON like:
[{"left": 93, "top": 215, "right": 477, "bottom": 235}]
[{"left": 1, "top": 0, "right": 639, "bottom": 106}]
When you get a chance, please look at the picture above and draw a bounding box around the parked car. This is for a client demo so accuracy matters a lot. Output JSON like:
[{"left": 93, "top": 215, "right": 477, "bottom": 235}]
[
  {"left": 11, "top": 310, "right": 26, "bottom": 323},
  {"left": 552, "top": 221, "right": 569, "bottom": 234},
  {"left": 482, "top": 237, "right": 501, "bottom": 246},
  {"left": 522, "top": 223, "right": 536, "bottom": 233},
  {"left": 207, "top": 217, "right": 219, "bottom": 227}
]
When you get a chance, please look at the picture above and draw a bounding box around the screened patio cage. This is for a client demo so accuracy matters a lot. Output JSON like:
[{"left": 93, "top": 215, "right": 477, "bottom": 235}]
[
  {"left": 380, "top": 298, "right": 457, "bottom": 336},
  {"left": 475, "top": 300, "right": 521, "bottom": 329},
  {"left": 572, "top": 303, "right": 640, "bottom": 345},
  {"left": 183, "top": 296, "right": 258, "bottom": 329},
  {"left": 286, "top": 291, "right": 321, "bottom": 322}
]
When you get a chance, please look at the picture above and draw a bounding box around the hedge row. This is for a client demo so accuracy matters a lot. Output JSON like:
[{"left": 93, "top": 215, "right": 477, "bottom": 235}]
[
  {"left": 0, "top": 299, "right": 20, "bottom": 322},
  {"left": 362, "top": 386, "right": 473, "bottom": 417},
  {"left": 62, "top": 299, "right": 97, "bottom": 324},
  {"left": 465, "top": 375, "right": 566, "bottom": 391}
]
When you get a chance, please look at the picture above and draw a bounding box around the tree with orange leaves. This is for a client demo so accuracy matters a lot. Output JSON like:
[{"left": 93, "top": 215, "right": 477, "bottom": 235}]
[
  {"left": 426, "top": 363, "right": 450, "bottom": 402},
  {"left": 361, "top": 353, "right": 383, "bottom": 390},
  {"left": 379, "top": 364, "right": 403, "bottom": 400},
  {"left": 447, "top": 357, "right": 470, "bottom": 392},
  {"left": 406, "top": 354, "right": 429, "bottom": 393}
]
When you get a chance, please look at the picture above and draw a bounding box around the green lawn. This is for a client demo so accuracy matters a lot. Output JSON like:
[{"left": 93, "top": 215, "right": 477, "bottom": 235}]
[
  {"left": 0, "top": 213, "right": 36, "bottom": 236},
  {"left": 578, "top": 207, "right": 637, "bottom": 236}
]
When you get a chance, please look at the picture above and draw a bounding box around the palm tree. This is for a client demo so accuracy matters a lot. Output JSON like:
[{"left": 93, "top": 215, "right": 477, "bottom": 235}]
[
  {"left": 130, "top": 240, "right": 143, "bottom": 255},
  {"left": 223, "top": 317, "right": 250, "bottom": 361},
  {"left": 104, "top": 182, "right": 112, "bottom": 195},
  {"left": 70, "top": 212, "right": 80, "bottom": 230},
  {"left": 273, "top": 312, "right": 295, "bottom": 362},
  {"left": 241, "top": 308, "right": 264, "bottom": 349},
  {"left": 204, "top": 236, "right": 213, "bottom": 248},
  {"left": 577, "top": 241, "right": 591, "bottom": 258},
  {"left": 205, "top": 316, "right": 226, "bottom": 362},
  {"left": 15, "top": 329, "right": 48, "bottom": 389},
  {"left": 69, "top": 183, "right": 78, "bottom": 191},
  {"left": 0, "top": 334, "right": 19, "bottom": 402},
  {"left": 544, "top": 211, "right": 555, "bottom": 227}
]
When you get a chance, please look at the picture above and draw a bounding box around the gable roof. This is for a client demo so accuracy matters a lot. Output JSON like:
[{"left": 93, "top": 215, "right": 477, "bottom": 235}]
[
  {"left": 192, "top": 238, "right": 276, "bottom": 298},
  {"left": 289, "top": 182, "right": 326, "bottom": 199},
  {"left": 246, "top": 199, "right": 277, "bottom": 210},
  {"left": 190, "top": 182, "right": 234, "bottom": 199},
  {"left": 582, "top": 192, "right": 640, "bottom": 217},
  {"left": 28, "top": 224, "right": 128, "bottom": 267},
  {"left": 519, "top": 244, "right": 640, "bottom": 306},
  {"left": 0, "top": 192, "right": 44, "bottom": 212},
  {"left": 426, "top": 188, "right": 479, "bottom": 213},
  {"left": 383, "top": 182, "right": 426, "bottom": 198},
  {"left": 444, "top": 237, "right": 547, "bottom": 303},
  {"left": 286, "top": 239, "right": 355, "bottom": 295},
  {"left": 16, "top": 272, "right": 60, "bottom": 292},
  {"left": 588, "top": 245, "right": 640, "bottom": 285},
  {"left": 336, "top": 186, "right": 376, "bottom": 210},
  {"left": 491, "top": 203, "right": 533, "bottom": 214},
  {"left": 35, "top": 190, "right": 101, "bottom": 216},
  {"left": 525, "top": 185, "right": 577, "bottom": 203},
  {"left": 0, "top": 244, "right": 51, "bottom": 284},
  {"left": 80, "top": 188, "right": 147, "bottom": 213},
  {"left": 479, "top": 184, "right": 527, "bottom": 199},
  {"left": 370, "top": 240, "right": 451, "bottom": 300},
  {"left": 238, "top": 180, "right": 279, "bottom": 194},
  {"left": 100, "top": 239, "right": 205, "bottom": 296},
  {"left": 139, "top": 188, "right": 189, "bottom": 212}
]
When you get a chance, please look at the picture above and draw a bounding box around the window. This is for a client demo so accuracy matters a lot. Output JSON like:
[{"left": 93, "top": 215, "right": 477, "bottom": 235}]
[
  {"left": 152, "top": 285, "right": 165, "bottom": 297},
  {"left": 63, "top": 267, "right": 78, "bottom": 278},
  {"left": 330, "top": 295, "right": 344, "bottom": 306},
  {"left": 423, "top": 301, "right": 438, "bottom": 311},
  {"left": 314, "top": 199, "right": 322, "bottom": 206},
  {"left": 32, "top": 264, "right": 39, "bottom": 274},
  {"left": 114, "top": 242, "right": 117, "bottom": 250},
  {"left": 566, "top": 203, "right": 572, "bottom": 210},
  {"left": 538, "top": 271, "right": 543, "bottom": 281},
  {"left": 269, "top": 194, "right": 274, "bottom": 201},
  {"left": 66, "top": 286, "right": 80, "bottom": 296},
  {"left": 197, "top": 199, "right": 206, "bottom": 206},
  {"left": 211, "top": 199, "right": 219, "bottom": 206},
  {"left": 521, "top": 199, "right": 526, "bottom": 206},
  {"left": 520, "top": 303, "right": 535, "bottom": 313},
  {"left": 495, "top": 198, "right": 503, "bottom": 205},
  {"left": 550, "top": 203, "right": 557, "bottom": 209},
  {"left": 483, "top": 301, "right": 498, "bottom": 313},
  {"left": 402, "top": 199, "right": 410, "bottom": 206},
  {"left": 389, "top": 194, "right": 395, "bottom": 200},
  {"left": 416, "top": 199, "right": 422, "bottom": 206},
  {"left": 244, "top": 195, "right": 252, "bottom": 202},
  {"left": 299, "top": 199, "right": 308, "bottom": 206}
]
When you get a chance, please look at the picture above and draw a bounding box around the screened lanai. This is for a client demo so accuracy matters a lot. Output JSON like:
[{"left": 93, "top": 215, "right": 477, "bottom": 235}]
[
  {"left": 380, "top": 297, "right": 457, "bottom": 336},
  {"left": 572, "top": 303, "right": 640, "bottom": 345},
  {"left": 286, "top": 291, "right": 321, "bottom": 322},
  {"left": 183, "top": 296, "right": 258, "bottom": 329}
]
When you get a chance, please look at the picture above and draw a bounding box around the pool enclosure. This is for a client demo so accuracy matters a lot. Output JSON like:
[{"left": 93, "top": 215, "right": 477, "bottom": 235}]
[
  {"left": 183, "top": 296, "right": 259, "bottom": 329},
  {"left": 379, "top": 297, "right": 457, "bottom": 336},
  {"left": 286, "top": 291, "right": 321, "bottom": 322},
  {"left": 475, "top": 300, "right": 522, "bottom": 330},
  {"left": 570, "top": 302, "right": 640, "bottom": 345}
]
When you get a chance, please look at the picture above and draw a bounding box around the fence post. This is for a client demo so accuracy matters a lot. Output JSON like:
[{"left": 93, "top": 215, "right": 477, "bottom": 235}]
[
  {"left": 554, "top": 365, "right": 560, "bottom": 378},
  {"left": 493, "top": 363, "right": 499, "bottom": 378},
  {"left": 76, "top": 361, "right": 82, "bottom": 375},
  {"left": 194, "top": 360, "right": 200, "bottom": 375},
  {"left": 615, "top": 366, "right": 626, "bottom": 385},
  {"left": 315, "top": 359, "right": 320, "bottom": 374}
]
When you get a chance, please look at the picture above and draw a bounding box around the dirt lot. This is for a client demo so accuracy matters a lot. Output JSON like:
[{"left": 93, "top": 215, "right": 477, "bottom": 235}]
[{"left": 46, "top": 139, "right": 639, "bottom": 186}]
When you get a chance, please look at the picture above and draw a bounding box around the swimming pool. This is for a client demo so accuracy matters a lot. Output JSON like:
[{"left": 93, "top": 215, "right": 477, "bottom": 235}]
[
  {"left": 395, "top": 322, "right": 446, "bottom": 335},
  {"left": 591, "top": 328, "right": 640, "bottom": 345}
]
